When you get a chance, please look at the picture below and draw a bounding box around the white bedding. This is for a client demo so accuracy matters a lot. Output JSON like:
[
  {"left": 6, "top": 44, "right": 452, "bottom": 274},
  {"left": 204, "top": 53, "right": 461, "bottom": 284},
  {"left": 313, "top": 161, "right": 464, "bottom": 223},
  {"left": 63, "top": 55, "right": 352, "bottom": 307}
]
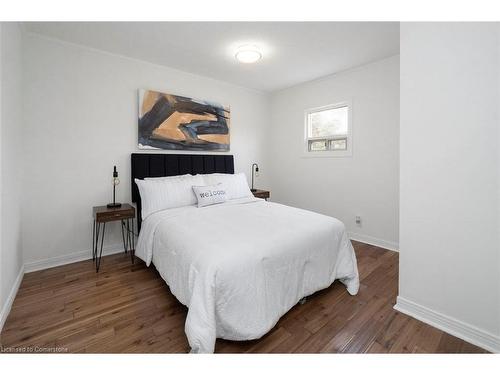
[{"left": 136, "top": 197, "right": 359, "bottom": 353}]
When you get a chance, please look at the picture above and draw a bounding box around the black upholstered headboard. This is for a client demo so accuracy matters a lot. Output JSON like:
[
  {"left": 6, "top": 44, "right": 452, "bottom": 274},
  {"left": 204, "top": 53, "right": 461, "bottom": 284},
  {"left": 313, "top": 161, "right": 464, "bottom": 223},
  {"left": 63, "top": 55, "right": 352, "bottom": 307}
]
[{"left": 131, "top": 153, "right": 234, "bottom": 230}]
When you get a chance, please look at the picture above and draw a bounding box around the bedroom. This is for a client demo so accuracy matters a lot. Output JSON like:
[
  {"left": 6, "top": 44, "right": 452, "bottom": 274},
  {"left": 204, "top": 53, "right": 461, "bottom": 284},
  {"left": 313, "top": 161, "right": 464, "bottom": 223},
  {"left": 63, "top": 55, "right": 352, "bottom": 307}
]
[{"left": 1, "top": 0, "right": 499, "bottom": 372}]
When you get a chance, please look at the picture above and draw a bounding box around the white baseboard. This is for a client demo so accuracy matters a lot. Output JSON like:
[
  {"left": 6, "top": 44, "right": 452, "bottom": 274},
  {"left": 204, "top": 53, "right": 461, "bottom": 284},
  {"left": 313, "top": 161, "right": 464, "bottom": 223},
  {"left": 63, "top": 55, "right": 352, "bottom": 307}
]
[
  {"left": 349, "top": 231, "right": 399, "bottom": 252},
  {"left": 0, "top": 264, "right": 25, "bottom": 332},
  {"left": 24, "top": 244, "right": 125, "bottom": 273},
  {"left": 394, "top": 296, "right": 500, "bottom": 353}
]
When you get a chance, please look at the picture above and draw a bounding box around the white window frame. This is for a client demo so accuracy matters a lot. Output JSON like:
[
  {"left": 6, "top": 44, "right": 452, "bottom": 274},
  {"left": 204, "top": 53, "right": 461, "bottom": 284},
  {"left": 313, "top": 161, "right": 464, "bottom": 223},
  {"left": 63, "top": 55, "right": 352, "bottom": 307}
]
[{"left": 303, "top": 101, "right": 353, "bottom": 158}]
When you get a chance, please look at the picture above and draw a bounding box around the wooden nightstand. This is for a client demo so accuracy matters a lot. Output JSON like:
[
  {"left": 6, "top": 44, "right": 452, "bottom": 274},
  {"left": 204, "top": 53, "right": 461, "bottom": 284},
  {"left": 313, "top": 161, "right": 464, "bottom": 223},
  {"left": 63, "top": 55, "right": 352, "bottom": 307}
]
[
  {"left": 92, "top": 203, "right": 136, "bottom": 272},
  {"left": 252, "top": 189, "right": 270, "bottom": 200}
]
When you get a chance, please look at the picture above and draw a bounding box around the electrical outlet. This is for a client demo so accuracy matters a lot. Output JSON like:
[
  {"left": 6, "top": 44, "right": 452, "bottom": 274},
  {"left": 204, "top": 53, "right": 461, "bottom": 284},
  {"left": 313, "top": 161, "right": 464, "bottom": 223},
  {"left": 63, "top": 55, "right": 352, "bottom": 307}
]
[{"left": 355, "top": 216, "right": 361, "bottom": 225}]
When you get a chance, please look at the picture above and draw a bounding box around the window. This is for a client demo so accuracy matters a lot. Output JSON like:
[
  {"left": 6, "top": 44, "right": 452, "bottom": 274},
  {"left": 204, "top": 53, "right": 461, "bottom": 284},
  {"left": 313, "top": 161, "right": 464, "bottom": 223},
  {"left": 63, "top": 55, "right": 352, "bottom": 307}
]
[{"left": 305, "top": 102, "right": 351, "bottom": 156}]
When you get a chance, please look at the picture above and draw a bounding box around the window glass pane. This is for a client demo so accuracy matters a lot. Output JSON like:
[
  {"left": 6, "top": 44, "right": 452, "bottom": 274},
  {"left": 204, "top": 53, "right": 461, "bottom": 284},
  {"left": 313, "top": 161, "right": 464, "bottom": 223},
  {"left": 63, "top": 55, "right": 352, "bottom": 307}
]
[
  {"left": 309, "top": 140, "right": 328, "bottom": 151},
  {"left": 330, "top": 138, "right": 347, "bottom": 150},
  {"left": 308, "top": 106, "right": 348, "bottom": 138}
]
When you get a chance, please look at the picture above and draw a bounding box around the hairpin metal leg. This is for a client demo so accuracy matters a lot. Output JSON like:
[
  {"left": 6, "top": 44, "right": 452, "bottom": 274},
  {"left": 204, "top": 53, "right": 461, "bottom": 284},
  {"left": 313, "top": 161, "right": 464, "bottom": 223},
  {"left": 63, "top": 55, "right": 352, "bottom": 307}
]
[
  {"left": 94, "top": 221, "right": 100, "bottom": 265},
  {"left": 125, "top": 219, "right": 133, "bottom": 265},
  {"left": 96, "top": 222, "right": 105, "bottom": 272},
  {"left": 121, "top": 220, "right": 128, "bottom": 253},
  {"left": 126, "top": 219, "right": 130, "bottom": 257},
  {"left": 127, "top": 219, "right": 131, "bottom": 253},
  {"left": 130, "top": 218, "right": 135, "bottom": 264},
  {"left": 92, "top": 219, "right": 96, "bottom": 262}
]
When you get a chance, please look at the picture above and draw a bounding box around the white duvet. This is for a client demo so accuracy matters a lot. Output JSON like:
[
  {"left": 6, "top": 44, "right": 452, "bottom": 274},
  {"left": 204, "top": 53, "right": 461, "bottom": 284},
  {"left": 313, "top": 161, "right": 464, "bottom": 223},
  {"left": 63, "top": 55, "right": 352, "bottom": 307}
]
[{"left": 136, "top": 197, "right": 359, "bottom": 353}]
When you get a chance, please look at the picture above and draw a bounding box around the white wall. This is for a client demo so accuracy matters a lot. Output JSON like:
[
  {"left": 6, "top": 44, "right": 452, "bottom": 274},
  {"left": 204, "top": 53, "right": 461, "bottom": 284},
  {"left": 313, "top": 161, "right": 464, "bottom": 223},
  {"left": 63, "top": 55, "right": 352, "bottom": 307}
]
[
  {"left": 397, "top": 22, "right": 500, "bottom": 351},
  {"left": 269, "top": 56, "right": 399, "bottom": 250},
  {"left": 22, "top": 34, "right": 271, "bottom": 266},
  {"left": 0, "top": 23, "right": 23, "bottom": 328}
]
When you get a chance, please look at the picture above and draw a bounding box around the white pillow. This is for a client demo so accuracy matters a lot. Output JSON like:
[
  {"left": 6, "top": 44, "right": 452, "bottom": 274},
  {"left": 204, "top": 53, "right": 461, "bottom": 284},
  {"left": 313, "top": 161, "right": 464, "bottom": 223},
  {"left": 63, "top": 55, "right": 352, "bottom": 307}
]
[
  {"left": 145, "top": 174, "right": 194, "bottom": 181},
  {"left": 202, "top": 173, "right": 252, "bottom": 200},
  {"left": 135, "top": 174, "right": 204, "bottom": 219},
  {"left": 192, "top": 183, "right": 228, "bottom": 207}
]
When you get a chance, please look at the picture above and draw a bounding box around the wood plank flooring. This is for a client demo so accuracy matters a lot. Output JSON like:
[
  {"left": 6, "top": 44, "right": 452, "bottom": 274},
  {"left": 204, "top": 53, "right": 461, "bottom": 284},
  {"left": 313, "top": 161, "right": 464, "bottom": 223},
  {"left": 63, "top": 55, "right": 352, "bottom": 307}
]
[{"left": 0, "top": 241, "right": 488, "bottom": 353}]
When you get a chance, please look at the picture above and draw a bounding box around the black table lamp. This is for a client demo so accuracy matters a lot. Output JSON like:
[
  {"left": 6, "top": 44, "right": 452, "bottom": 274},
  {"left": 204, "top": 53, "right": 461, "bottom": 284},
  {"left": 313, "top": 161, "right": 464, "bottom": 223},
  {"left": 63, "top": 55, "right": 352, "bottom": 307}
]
[
  {"left": 107, "top": 166, "right": 122, "bottom": 208},
  {"left": 251, "top": 163, "right": 259, "bottom": 192}
]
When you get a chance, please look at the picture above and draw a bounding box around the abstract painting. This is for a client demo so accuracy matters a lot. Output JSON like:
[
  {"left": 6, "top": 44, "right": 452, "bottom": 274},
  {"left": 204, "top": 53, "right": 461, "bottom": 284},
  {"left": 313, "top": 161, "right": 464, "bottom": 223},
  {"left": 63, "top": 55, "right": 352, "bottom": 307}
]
[{"left": 138, "top": 89, "right": 230, "bottom": 151}]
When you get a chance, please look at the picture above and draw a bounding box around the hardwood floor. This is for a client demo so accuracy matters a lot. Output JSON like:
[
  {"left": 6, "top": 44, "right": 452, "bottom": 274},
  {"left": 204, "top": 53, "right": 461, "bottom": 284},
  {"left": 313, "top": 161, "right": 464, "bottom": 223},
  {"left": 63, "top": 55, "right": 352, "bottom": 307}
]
[{"left": 0, "top": 241, "right": 487, "bottom": 353}]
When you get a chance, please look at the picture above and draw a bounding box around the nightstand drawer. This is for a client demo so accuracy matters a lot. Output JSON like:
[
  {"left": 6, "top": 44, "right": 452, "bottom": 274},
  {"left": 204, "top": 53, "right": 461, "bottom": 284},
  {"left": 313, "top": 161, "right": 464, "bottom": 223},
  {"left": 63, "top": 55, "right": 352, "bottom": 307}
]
[
  {"left": 96, "top": 210, "right": 134, "bottom": 222},
  {"left": 93, "top": 204, "right": 135, "bottom": 223}
]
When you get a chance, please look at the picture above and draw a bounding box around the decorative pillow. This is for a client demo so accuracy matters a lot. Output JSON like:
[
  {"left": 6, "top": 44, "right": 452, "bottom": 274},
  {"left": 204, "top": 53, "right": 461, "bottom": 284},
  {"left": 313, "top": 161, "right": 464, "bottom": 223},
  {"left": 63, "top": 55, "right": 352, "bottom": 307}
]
[
  {"left": 192, "top": 184, "right": 228, "bottom": 207},
  {"left": 202, "top": 173, "right": 252, "bottom": 200},
  {"left": 135, "top": 174, "right": 204, "bottom": 220}
]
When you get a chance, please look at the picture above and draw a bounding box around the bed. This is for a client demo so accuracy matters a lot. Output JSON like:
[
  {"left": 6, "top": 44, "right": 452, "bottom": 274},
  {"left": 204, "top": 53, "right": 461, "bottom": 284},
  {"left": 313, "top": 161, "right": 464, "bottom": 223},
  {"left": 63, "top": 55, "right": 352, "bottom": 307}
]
[{"left": 131, "top": 153, "right": 359, "bottom": 353}]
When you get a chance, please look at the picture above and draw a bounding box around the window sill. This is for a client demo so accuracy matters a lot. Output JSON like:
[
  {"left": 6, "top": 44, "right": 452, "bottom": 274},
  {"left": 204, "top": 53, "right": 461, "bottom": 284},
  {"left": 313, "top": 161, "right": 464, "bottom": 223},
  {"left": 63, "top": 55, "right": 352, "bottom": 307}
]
[{"left": 301, "top": 151, "right": 353, "bottom": 158}]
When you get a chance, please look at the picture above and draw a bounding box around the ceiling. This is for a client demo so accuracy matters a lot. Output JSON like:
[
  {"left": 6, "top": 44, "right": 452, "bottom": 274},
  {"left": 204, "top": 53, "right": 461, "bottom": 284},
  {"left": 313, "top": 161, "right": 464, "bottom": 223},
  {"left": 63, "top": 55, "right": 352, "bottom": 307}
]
[{"left": 24, "top": 22, "right": 400, "bottom": 92}]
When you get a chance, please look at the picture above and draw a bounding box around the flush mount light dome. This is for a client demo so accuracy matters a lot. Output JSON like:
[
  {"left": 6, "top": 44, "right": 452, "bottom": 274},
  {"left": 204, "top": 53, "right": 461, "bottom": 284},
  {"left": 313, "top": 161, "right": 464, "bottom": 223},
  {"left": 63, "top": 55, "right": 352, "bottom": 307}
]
[{"left": 235, "top": 45, "right": 262, "bottom": 64}]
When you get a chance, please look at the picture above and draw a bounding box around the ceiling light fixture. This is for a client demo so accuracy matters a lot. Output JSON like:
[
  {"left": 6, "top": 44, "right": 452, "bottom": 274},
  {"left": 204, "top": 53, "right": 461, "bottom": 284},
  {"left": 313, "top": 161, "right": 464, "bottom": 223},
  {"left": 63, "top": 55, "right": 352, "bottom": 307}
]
[{"left": 235, "top": 45, "right": 262, "bottom": 64}]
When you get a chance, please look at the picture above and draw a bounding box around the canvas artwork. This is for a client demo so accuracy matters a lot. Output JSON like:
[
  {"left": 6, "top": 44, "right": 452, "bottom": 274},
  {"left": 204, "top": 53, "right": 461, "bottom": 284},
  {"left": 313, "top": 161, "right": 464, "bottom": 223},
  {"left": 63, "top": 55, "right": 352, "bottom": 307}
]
[{"left": 138, "top": 89, "right": 230, "bottom": 151}]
